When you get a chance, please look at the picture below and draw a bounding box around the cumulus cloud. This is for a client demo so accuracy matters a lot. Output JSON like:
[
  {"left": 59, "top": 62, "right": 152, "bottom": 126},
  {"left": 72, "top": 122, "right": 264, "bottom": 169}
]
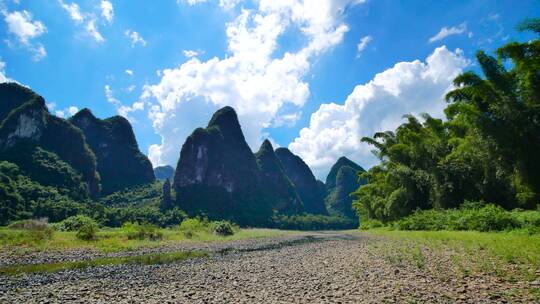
[
  {"left": 100, "top": 0, "right": 114, "bottom": 23},
  {"left": 3, "top": 10, "right": 46, "bottom": 44},
  {"left": 142, "top": 0, "right": 364, "bottom": 167},
  {"left": 356, "top": 35, "right": 371, "bottom": 57},
  {"left": 429, "top": 22, "right": 467, "bottom": 43},
  {"left": 2, "top": 9, "right": 47, "bottom": 60},
  {"left": 58, "top": 0, "right": 84, "bottom": 23},
  {"left": 125, "top": 29, "right": 146, "bottom": 47},
  {"left": 288, "top": 46, "right": 469, "bottom": 178},
  {"left": 86, "top": 18, "right": 105, "bottom": 43}
]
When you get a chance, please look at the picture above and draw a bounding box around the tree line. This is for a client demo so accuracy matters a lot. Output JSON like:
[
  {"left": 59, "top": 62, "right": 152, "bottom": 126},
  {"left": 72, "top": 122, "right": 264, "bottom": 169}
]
[{"left": 353, "top": 19, "right": 540, "bottom": 223}]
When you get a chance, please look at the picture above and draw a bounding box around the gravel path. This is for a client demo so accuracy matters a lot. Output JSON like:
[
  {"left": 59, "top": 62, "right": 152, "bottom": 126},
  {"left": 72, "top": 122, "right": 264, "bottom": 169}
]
[{"left": 0, "top": 232, "right": 536, "bottom": 303}]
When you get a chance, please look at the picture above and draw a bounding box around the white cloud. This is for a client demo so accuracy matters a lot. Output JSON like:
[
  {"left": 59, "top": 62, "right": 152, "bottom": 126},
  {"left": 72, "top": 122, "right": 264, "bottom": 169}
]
[
  {"left": 58, "top": 0, "right": 84, "bottom": 23},
  {"left": 53, "top": 105, "right": 79, "bottom": 118},
  {"left": 105, "top": 84, "right": 144, "bottom": 120},
  {"left": 143, "top": 0, "right": 364, "bottom": 167},
  {"left": 356, "top": 35, "right": 371, "bottom": 56},
  {"left": 100, "top": 0, "right": 113, "bottom": 23},
  {"left": 86, "top": 18, "right": 105, "bottom": 43},
  {"left": 32, "top": 44, "right": 46, "bottom": 61},
  {"left": 68, "top": 106, "right": 79, "bottom": 116},
  {"left": 288, "top": 46, "right": 469, "bottom": 179},
  {"left": 125, "top": 69, "right": 133, "bottom": 76},
  {"left": 2, "top": 9, "right": 47, "bottom": 60},
  {"left": 105, "top": 84, "right": 120, "bottom": 106},
  {"left": 181, "top": 0, "right": 242, "bottom": 9},
  {"left": 125, "top": 29, "right": 146, "bottom": 47},
  {"left": 183, "top": 50, "right": 199, "bottom": 58},
  {"left": 0, "top": 60, "right": 9, "bottom": 83},
  {"left": 3, "top": 10, "right": 46, "bottom": 44},
  {"left": 429, "top": 22, "right": 467, "bottom": 43}
]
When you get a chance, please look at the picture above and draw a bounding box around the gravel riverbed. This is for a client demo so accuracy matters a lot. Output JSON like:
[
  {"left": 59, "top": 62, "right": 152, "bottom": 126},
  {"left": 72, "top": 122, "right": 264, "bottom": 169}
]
[{"left": 0, "top": 232, "right": 536, "bottom": 303}]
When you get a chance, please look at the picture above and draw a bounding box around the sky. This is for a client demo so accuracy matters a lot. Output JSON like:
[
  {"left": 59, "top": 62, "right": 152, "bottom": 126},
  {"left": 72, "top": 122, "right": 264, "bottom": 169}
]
[{"left": 0, "top": 0, "right": 538, "bottom": 179}]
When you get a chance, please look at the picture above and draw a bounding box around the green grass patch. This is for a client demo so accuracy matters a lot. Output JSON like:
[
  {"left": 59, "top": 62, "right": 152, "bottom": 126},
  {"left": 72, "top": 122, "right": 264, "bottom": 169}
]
[
  {"left": 0, "top": 227, "right": 294, "bottom": 253},
  {"left": 0, "top": 251, "right": 206, "bottom": 276},
  {"left": 363, "top": 229, "right": 540, "bottom": 280}
]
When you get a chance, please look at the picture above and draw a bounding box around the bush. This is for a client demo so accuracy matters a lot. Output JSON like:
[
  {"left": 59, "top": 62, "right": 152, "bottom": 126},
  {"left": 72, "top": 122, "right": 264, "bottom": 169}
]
[
  {"left": 55, "top": 215, "right": 97, "bottom": 231},
  {"left": 8, "top": 218, "right": 54, "bottom": 241},
  {"left": 178, "top": 218, "right": 210, "bottom": 238},
  {"left": 394, "top": 204, "right": 535, "bottom": 232},
  {"left": 270, "top": 214, "right": 358, "bottom": 230},
  {"left": 122, "top": 222, "right": 163, "bottom": 241},
  {"left": 359, "top": 219, "right": 384, "bottom": 230},
  {"left": 211, "top": 221, "right": 236, "bottom": 236},
  {"left": 76, "top": 220, "right": 99, "bottom": 241}
]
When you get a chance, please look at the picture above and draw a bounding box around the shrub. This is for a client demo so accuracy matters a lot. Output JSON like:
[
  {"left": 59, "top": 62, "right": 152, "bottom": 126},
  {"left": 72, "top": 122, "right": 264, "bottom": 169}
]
[
  {"left": 76, "top": 220, "right": 99, "bottom": 241},
  {"left": 55, "top": 215, "right": 97, "bottom": 231},
  {"left": 122, "top": 222, "right": 163, "bottom": 241},
  {"left": 8, "top": 218, "right": 54, "bottom": 241},
  {"left": 394, "top": 204, "right": 533, "bottom": 232},
  {"left": 270, "top": 214, "right": 358, "bottom": 230},
  {"left": 359, "top": 219, "right": 384, "bottom": 230},
  {"left": 211, "top": 221, "right": 236, "bottom": 236},
  {"left": 178, "top": 218, "right": 210, "bottom": 238}
]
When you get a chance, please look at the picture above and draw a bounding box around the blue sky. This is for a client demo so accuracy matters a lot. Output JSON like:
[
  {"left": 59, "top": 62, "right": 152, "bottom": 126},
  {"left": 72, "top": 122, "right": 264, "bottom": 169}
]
[{"left": 1, "top": 0, "right": 538, "bottom": 179}]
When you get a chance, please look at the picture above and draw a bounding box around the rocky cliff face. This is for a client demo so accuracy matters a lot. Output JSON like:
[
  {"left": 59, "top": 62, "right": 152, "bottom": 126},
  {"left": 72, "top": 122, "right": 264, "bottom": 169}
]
[
  {"left": 70, "top": 109, "right": 155, "bottom": 195},
  {"left": 275, "top": 147, "right": 327, "bottom": 215},
  {"left": 173, "top": 106, "right": 270, "bottom": 225},
  {"left": 0, "top": 83, "right": 100, "bottom": 197},
  {"left": 0, "top": 83, "right": 39, "bottom": 122},
  {"left": 154, "top": 165, "right": 175, "bottom": 181},
  {"left": 325, "top": 157, "right": 366, "bottom": 218},
  {"left": 255, "top": 140, "right": 302, "bottom": 214}
]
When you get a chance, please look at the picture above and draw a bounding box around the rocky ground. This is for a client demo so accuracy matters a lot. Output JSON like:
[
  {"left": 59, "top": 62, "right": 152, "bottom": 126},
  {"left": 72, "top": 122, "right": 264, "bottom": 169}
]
[{"left": 0, "top": 232, "right": 538, "bottom": 303}]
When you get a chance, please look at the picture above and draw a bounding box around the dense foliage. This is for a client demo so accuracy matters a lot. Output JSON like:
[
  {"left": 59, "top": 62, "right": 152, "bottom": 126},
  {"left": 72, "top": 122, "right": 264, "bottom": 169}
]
[
  {"left": 270, "top": 214, "right": 357, "bottom": 230},
  {"left": 394, "top": 203, "right": 540, "bottom": 233},
  {"left": 0, "top": 161, "right": 91, "bottom": 225},
  {"left": 325, "top": 157, "right": 366, "bottom": 219},
  {"left": 353, "top": 20, "right": 540, "bottom": 223}
]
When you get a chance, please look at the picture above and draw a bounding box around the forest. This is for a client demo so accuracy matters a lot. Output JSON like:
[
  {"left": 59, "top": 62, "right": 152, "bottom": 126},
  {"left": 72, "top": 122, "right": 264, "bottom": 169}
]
[{"left": 352, "top": 19, "right": 540, "bottom": 232}]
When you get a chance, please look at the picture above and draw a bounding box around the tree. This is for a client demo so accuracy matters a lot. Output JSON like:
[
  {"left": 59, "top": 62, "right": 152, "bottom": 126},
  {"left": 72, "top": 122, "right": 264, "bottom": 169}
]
[{"left": 352, "top": 18, "right": 540, "bottom": 223}]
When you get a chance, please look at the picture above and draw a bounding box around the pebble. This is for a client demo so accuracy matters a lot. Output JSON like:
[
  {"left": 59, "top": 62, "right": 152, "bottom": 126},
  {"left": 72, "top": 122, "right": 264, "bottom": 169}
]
[{"left": 0, "top": 232, "right": 533, "bottom": 303}]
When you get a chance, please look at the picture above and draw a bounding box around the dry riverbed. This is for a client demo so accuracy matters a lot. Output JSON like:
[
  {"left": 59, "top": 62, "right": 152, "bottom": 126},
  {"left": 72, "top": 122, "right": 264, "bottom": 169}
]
[{"left": 1, "top": 231, "right": 538, "bottom": 303}]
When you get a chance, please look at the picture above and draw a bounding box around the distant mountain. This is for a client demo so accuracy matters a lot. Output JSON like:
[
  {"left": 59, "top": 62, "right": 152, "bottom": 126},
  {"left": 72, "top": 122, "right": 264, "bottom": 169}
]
[
  {"left": 0, "top": 83, "right": 100, "bottom": 198},
  {"left": 275, "top": 147, "right": 327, "bottom": 215},
  {"left": 325, "top": 156, "right": 366, "bottom": 219},
  {"left": 173, "top": 106, "right": 271, "bottom": 225},
  {"left": 70, "top": 109, "right": 155, "bottom": 195},
  {"left": 154, "top": 165, "right": 175, "bottom": 181},
  {"left": 255, "top": 140, "right": 302, "bottom": 214}
]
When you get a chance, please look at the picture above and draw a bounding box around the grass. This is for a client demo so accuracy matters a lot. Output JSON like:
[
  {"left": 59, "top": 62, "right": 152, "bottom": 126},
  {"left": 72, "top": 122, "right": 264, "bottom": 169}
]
[
  {"left": 0, "top": 227, "right": 295, "bottom": 253},
  {"left": 359, "top": 229, "right": 540, "bottom": 281},
  {"left": 0, "top": 250, "right": 206, "bottom": 276}
]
